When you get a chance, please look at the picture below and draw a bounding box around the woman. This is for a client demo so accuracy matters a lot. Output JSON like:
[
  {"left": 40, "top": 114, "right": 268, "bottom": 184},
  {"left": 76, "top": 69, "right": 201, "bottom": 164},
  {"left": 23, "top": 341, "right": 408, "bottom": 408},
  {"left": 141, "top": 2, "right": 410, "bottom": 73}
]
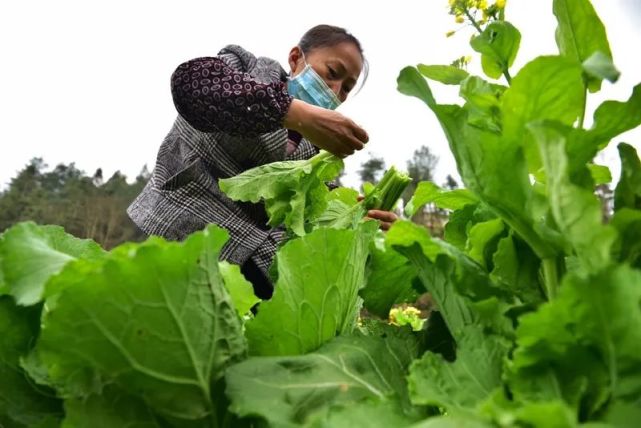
[{"left": 128, "top": 25, "right": 397, "bottom": 298}]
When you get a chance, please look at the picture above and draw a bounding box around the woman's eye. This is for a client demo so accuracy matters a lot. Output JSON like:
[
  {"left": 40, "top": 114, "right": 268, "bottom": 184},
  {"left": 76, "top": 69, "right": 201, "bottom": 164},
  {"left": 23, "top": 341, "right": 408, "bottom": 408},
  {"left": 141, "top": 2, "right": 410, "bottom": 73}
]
[{"left": 328, "top": 67, "right": 338, "bottom": 79}]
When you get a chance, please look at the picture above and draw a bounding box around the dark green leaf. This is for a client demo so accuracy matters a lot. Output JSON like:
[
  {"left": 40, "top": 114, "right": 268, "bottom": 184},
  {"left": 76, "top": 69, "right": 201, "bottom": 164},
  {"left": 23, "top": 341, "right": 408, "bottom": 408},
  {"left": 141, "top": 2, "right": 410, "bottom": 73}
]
[
  {"left": 465, "top": 218, "right": 505, "bottom": 270},
  {"left": 529, "top": 121, "right": 616, "bottom": 273},
  {"left": 62, "top": 386, "right": 162, "bottom": 428},
  {"left": 614, "top": 143, "right": 641, "bottom": 211},
  {"left": 418, "top": 64, "right": 470, "bottom": 85},
  {"left": 226, "top": 327, "right": 419, "bottom": 428},
  {"left": 0, "top": 297, "right": 63, "bottom": 427},
  {"left": 246, "top": 222, "right": 377, "bottom": 356},
  {"left": 511, "top": 265, "right": 641, "bottom": 415},
  {"left": 408, "top": 326, "right": 509, "bottom": 411},
  {"left": 360, "top": 244, "right": 418, "bottom": 318},
  {"left": 610, "top": 208, "right": 641, "bottom": 268},
  {"left": 491, "top": 233, "right": 544, "bottom": 303}
]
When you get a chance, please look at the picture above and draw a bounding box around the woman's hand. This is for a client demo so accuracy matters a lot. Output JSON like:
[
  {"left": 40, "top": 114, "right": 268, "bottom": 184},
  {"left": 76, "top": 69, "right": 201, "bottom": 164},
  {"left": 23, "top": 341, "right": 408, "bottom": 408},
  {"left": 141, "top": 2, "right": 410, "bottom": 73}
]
[
  {"left": 356, "top": 195, "right": 399, "bottom": 231},
  {"left": 284, "top": 99, "right": 368, "bottom": 157},
  {"left": 366, "top": 209, "right": 398, "bottom": 231}
]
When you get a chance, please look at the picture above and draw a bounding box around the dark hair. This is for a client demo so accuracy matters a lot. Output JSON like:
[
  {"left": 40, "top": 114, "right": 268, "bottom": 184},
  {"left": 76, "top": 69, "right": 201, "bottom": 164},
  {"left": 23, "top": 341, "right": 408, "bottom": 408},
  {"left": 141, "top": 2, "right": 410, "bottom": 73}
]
[
  {"left": 298, "top": 24, "right": 369, "bottom": 94},
  {"left": 298, "top": 24, "right": 363, "bottom": 57}
]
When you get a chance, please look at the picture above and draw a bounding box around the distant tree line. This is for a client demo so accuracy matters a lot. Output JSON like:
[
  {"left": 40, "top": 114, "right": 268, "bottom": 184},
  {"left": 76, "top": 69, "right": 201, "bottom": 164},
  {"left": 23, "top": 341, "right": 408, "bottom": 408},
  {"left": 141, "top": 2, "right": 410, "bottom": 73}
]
[{"left": 0, "top": 158, "right": 149, "bottom": 249}]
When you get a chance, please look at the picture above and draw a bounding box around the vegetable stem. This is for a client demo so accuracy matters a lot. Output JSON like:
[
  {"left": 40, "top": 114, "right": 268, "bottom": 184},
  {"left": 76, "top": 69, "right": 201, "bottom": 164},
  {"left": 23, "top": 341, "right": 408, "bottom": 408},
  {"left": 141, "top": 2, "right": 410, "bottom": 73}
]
[{"left": 542, "top": 257, "right": 559, "bottom": 300}]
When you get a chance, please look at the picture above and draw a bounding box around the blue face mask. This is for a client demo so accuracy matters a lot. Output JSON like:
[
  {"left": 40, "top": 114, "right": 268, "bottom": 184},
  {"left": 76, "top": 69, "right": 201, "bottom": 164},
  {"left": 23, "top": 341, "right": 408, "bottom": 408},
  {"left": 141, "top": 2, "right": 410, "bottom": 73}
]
[{"left": 287, "top": 63, "right": 341, "bottom": 110}]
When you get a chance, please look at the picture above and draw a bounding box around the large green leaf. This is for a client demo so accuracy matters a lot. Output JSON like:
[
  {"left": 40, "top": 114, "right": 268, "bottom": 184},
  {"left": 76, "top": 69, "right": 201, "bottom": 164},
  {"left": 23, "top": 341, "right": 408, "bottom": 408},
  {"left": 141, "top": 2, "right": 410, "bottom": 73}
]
[
  {"left": 459, "top": 76, "right": 505, "bottom": 133},
  {"left": 219, "top": 151, "right": 343, "bottom": 236},
  {"left": 553, "top": 0, "right": 613, "bottom": 92},
  {"left": 511, "top": 265, "right": 641, "bottom": 415},
  {"left": 317, "top": 398, "right": 426, "bottom": 428},
  {"left": 35, "top": 226, "right": 247, "bottom": 421},
  {"left": 386, "top": 221, "right": 506, "bottom": 340},
  {"left": 246, "top": 221, "right": 377, "bottom": 356},
  {"left": 470, "top": 21, "right": 521, "bottom": 80},
  {"left": 360, "top": 243, "right": 418, "bottom": 319},
  {"left": 62, "top": 386, "right": 162, "bottom": 428},
  {"left": 0, "top": 297, "right": 63, "bottom": 427},
  {"left": 404, "top": 181, "right": 477, "bottom": 217},
  {"left": 590, "top": 84, "right": 641, "bottom": 146},
  {"left": 408, "top": 326, "right": 509, "bottom": 412},
  {"left": 614, "top": 143, "right": 641, "bottom": 211},
  {"left": 226, "top": 326, "right": 419, "bottom": 428},
  {"left": 0, "top": 222, "right": 104, "bottom": 306},
  {"left": 501, "top": 55, "right": 585, "bottom": 172},
  {"left": 610, "top": 208, "right": 641, "bottom": 268},
  {"left": 398, "top": 67, "right": 556, "bottom": 260},
  {"left": 490, "top": 232, "right": 543, "bottom": 304},
  {"left": 465, "top": 218, "right": 505, "bottom": 270},
  {"left": 529, "top": 121, "right": 616, "bottom": 273}
]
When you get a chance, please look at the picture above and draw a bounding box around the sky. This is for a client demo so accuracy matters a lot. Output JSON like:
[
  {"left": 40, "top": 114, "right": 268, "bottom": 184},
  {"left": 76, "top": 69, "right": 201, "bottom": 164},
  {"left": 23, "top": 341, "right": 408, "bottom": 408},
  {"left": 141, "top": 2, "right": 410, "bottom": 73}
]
[{"left": 1, "top": 0, "right": 640, "bottom": 192}]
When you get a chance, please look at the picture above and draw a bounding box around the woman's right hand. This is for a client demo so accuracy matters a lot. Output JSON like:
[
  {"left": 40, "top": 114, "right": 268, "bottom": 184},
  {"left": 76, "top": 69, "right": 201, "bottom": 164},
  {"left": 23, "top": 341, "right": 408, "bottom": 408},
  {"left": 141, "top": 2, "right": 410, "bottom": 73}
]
[{"left": 283, "top": 99, "right": 368, "bottom": 157}]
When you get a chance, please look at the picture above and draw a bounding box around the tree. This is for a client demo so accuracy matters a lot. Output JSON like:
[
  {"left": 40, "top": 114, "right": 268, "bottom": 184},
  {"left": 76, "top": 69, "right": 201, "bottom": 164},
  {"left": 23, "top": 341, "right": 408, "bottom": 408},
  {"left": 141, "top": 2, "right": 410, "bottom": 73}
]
[
  {"left": 0, "top": 159, "right": 149, "bottom": 249},
  {"left": 444, "top": 174, "right": 458, "bottom": 190},
  {"left": 358, "top": 155, "right": 386, "bottom": 186},
  {"left": 403, "top": 145, "right": 439, "bottom": 202}
]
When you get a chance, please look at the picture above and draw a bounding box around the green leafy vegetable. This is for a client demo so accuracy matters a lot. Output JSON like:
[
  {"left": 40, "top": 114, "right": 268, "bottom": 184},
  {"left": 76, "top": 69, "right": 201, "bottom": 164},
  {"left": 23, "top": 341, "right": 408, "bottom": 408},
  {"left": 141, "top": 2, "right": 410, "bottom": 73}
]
[
  {"left": 0, "top": 222, "right": 104, "bottom": 306},
  {"left": 219, "top": 150, "right": 344, "bottom": 236},
  {"left": 246, "top": 221, "right": 378, "bottom": 356}
]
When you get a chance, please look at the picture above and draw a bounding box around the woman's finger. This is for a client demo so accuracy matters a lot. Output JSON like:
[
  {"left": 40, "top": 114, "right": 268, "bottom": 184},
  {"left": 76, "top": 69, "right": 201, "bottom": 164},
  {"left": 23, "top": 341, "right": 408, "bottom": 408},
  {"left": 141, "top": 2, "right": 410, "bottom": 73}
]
[{"left": 367, "top": 210, "right": 398, "bottom": 223}]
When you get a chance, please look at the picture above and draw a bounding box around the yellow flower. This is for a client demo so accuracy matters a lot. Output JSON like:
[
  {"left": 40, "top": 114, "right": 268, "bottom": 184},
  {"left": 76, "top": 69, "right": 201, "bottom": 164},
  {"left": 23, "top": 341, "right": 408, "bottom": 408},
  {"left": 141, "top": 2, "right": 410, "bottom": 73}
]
[
  {"left": 477, "top": 0, "right": 488, "bottom": 9},
  {"left": 448, "top": 0, "right": 456, "bottom": 6},
  {"left": 446, "top": 30, "right": 456, "bottom": 37},
  {"left": 496, "top": 0, "right": 506, "bottom": 9},
  {"left": 455, "top": 15, "right": 465, "bottom": 23},
  {"left": 464, "top": 55, "right": 472, "bottom": 64}
]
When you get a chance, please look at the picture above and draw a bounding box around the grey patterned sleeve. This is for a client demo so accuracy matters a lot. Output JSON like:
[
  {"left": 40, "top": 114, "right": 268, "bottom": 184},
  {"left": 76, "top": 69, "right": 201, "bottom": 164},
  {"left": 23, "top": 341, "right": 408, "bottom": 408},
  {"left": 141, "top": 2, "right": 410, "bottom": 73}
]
[{"left": 170, "top": 57, "right": 293, "bottom": 136}]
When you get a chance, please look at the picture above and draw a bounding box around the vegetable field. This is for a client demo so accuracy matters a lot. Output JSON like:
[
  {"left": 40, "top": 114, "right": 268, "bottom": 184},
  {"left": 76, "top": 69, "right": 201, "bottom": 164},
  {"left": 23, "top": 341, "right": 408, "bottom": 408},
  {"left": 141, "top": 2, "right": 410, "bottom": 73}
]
[{"left": 1, "top": 0, "right": 640, "bottom": 426}]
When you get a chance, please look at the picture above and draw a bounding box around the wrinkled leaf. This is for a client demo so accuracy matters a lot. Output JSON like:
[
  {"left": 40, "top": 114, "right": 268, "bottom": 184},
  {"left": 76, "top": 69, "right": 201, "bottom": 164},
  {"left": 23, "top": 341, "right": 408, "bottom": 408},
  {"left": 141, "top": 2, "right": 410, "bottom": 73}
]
[
  {"left": 36, "top": 226, "right": 247, "bottom": 421},
  {"left": 227, "top": 326, "right": 419, "bottom": 428},
  {"left": 246, "top": 222, "right": 377, "bottom": 356}
]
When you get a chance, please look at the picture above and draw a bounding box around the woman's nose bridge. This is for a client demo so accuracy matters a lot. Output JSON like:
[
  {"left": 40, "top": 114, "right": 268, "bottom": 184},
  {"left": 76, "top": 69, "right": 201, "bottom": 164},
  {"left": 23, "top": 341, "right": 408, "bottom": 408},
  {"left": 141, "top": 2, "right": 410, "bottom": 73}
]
[{"left": 328, "top": 80, "right": 341, "bottom": 96}]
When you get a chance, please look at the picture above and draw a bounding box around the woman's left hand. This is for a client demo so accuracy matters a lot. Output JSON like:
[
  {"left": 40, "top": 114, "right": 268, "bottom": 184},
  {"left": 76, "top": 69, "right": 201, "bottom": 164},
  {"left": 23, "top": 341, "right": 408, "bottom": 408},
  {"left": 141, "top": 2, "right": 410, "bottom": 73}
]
[{"left": 365, "top": 209, "right": 398, "bottom": 231}]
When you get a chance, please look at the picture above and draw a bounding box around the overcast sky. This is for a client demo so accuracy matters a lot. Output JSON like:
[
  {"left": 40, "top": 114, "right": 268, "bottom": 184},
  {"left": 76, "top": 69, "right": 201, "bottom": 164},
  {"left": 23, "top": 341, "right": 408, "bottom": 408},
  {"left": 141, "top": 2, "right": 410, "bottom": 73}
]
[{"left": 1, "top": 0, "right": 640, "bottom": 191}]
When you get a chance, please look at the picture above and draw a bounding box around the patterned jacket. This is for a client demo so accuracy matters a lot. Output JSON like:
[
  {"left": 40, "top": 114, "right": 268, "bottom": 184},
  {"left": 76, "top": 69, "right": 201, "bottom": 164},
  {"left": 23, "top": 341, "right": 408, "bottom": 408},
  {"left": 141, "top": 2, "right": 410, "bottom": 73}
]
[{"left": 127, "top": 45, "right": 319, "bottom": 276}]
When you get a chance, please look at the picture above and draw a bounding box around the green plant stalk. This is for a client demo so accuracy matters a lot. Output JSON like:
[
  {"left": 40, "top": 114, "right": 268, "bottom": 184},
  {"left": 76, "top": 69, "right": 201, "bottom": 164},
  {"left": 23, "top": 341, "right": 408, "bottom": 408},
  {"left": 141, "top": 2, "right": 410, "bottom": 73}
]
[
  {"left": 542, "top": 257, "right": 559, "bottom": 300},
  {"left": 364, "top": 166, "right": 412, "bottom": 211}
]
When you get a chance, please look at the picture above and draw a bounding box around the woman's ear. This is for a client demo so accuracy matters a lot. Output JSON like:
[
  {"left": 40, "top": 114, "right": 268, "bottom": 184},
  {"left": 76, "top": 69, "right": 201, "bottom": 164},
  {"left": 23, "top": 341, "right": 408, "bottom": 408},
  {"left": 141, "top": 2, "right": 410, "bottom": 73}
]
[{"left": 288, "top": 46, "right": 304, "bottom": 75}]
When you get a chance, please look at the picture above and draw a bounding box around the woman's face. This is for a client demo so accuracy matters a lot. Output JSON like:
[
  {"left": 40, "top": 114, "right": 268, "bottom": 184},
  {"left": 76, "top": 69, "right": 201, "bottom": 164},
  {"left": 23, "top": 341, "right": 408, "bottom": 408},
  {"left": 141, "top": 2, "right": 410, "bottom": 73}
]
[{"left": 288, "top": 42, "right": 363, "bottom": 103}]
